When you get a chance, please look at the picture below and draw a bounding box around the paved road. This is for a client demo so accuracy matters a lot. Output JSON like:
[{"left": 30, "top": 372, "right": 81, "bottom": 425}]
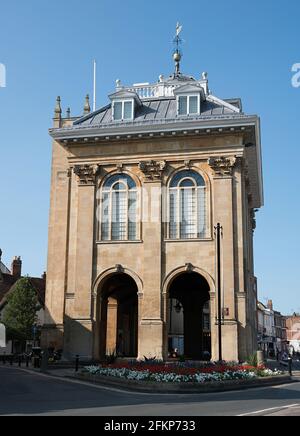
[{"left": 0, "top": 366, "right": 300, "bottom": 416}]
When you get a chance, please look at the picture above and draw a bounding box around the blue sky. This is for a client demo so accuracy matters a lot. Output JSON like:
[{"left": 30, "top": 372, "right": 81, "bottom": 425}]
[{"left": 0, "top": 0, "right": 299, "bottom": 314}]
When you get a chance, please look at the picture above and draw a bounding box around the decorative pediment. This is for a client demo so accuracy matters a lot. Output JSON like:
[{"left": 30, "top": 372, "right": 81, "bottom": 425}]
[
  {"left": 108, "top": 90, "right": 142, "bottom": 106},
  {"left": 174, "top": 84, "right": 205, "bottom": 103}
]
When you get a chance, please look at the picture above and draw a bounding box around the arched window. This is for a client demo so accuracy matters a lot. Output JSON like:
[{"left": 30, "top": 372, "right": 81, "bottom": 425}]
[
  {"left": 169, "top": 170, "right": 207, "bottom": 239},
  {"left": 101, "top": 174, "right": 138, "bottom": 241}
]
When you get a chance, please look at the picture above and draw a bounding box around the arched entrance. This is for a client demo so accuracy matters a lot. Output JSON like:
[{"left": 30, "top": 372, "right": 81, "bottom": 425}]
[
  {"left": 98, "top": 273, "right": 138, "bottom": 359},
  {"left": 168, "top": 272, "right": 211, "bottom": 360}
]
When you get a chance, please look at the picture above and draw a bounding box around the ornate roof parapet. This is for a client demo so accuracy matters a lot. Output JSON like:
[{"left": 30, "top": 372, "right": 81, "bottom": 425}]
[
  {"left": 208, "top": 156, "right": 237, "bottom": 176},
  {"left": 139, "top": 160, "right": 167, "bottom": 181},
  {"left": 83, "top": 94, "right": 91, "bottom": 115},
  {"left": 73, "top": 164, "right": 100, "bottom": 185},
  {"left": 54, "top": 96, "right": 62, "bottom": 119}
]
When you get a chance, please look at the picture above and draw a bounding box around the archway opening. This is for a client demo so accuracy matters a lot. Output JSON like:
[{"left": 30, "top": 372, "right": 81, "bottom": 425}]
[
  {"left": 168, "top": 272, "right": 211, "bottom": 360},
  {"left": 99, "top": 273, "right": 138, "bottom": 359}
]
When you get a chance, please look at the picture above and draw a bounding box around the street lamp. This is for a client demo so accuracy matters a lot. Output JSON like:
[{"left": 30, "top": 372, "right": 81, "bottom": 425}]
[{"left": 215, "top": 223, "right": 223, "bottom": 362}]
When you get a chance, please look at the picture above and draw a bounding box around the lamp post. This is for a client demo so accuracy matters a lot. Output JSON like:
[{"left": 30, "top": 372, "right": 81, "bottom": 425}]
[{"left": 215, "top": 223, "right": 223, "bottom": 362}]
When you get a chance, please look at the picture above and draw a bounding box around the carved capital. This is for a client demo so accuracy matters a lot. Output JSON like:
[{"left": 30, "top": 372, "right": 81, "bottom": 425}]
[
  {"left": 139, "top": 160, "right": 167, "bottom": 181},
  {"left": 208, "top": 156, "right": 237, "bottom": 176},
  {"left": 73, "top": 164, "right": 100, "bottom": 185},
  {"left": 250, "top": 208, "right": 257, "bottom": 232}
]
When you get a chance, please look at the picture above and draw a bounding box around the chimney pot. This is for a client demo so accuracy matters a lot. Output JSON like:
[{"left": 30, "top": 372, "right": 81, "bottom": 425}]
[{"left": 11, "top": 256, "right": 22, "bottom": 278}]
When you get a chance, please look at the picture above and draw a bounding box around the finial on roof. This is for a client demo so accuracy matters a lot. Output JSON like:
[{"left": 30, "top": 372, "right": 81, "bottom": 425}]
[
  {"left": 116, "top": 79, "right": 122, "bottom": 89},
  {"left": 84, "top": 94, "right": 91, "bottom": 115},
  {"left": 173, "top": 22, "right": 183, "bottom": 77},
  {"left": 66, "top": 108, "right": 71, "bottom": 119},
  {"left": 54, "top": 96, "right": 62, "bottom": 119},
  {"left": 159, "top": 75, "right": 164, "bottom": 83},
  {"left": 202, "top": 72, "right": 208, "bottom": 80}
]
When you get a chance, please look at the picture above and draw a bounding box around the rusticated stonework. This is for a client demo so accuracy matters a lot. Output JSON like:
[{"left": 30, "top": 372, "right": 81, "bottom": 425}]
[
  {"left": 208, "top": 156, "right": 237, "bottom": 176},
  {"left": 73, "top": 164, "right": 100, "bottom": 185},
  {"left": 139, "top": 160, "right": 167, "bottom": 181}
]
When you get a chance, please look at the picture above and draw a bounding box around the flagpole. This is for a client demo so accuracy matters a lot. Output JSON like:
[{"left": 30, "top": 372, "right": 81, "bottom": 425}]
[{"left": 93, "top": 60, "right": 97, "bottom": 112}]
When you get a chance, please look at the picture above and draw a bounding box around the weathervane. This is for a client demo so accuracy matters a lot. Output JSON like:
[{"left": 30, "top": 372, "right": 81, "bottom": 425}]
[{"left": 173, "top": 22, "right": 183, "bottom": 77}]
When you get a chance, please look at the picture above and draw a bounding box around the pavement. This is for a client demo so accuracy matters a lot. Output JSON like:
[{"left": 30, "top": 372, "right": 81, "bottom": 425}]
[{"left": 0, "top": 365, "right": 300, "bottom": 416}]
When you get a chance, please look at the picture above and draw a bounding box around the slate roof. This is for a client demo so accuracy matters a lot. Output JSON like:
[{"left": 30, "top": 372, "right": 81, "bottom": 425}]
[
  {"left": 0, "top": 276, "right": 46, "bottom": 308},
  {"left": 0, "top": 273, "right": 18, "bottom": 303},
  {"left": 73, "top": 97, "right": 243, "bottom": 129},
  {"left": 0, "top": 261, "right": 10, "bottom": 275}
]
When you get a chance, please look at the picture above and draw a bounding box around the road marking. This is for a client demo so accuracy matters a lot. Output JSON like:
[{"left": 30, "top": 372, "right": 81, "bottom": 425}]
[{"left": 237, "top": 404, "right": 300, "bottom": 416}]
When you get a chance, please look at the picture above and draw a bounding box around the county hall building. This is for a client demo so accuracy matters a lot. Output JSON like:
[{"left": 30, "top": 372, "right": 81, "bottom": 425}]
[{"left": 42, "top": 49, "right": 263, "bottom": 362}]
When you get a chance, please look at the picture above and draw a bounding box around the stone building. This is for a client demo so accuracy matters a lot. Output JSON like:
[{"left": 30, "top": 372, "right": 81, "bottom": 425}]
[
  {"left": 0, "top": 249, "right": 46, "bottom": 354},
  {"left": 258, "top": 300, "right": 287, "bottom": 356},
  {"left": 286, "top": 314, "right": 300, "bottom": 354},
  {"left": 42, "top": 50, "right": 263, "bottom": 362}
]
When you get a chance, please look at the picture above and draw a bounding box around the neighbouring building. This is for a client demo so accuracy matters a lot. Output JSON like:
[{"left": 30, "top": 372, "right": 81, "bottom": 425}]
[
  {"left": 285, "top": 314, "right": 300, "bottom": 354},
  {"left": 42, "top": 38, "right": 263, "bottom": 362},
  {"left": 257, "top": 300, "right": 287, "bottom": 356},
  {"left": 274, "top": 310, "right": 287, "bottom": 353},
  {"left": 257, "top": 301, "right": 275, "bottom": 356},
  {"left": 0, "top": 249, "right": 46, "bottom": 354}
]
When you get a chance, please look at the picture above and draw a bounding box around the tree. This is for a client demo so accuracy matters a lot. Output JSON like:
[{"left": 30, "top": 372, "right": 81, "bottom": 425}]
[{"left": 3, "top": 277, "right": 40, "bottom": 345}]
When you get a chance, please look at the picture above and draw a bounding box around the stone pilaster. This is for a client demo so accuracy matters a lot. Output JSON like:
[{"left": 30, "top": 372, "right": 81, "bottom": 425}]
[
  {"left": 208, "top": 156, "right": 238, "bottom": 361},
  {"left": 71, "top": 164, "right": 99, "bottom": 358},
  {"left": 138, "top": 160, "right": 167, "bottom": 360},
  {"left": 42, "top": 141, "right": 70, "bottom": 350}
]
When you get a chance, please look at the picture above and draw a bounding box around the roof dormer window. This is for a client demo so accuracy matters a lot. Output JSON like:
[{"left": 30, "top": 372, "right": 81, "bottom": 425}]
[
  {"left": 178, "top": 95, "right": 200, "bottom": 116},
  {"left": 113, "top": 99, "right": 134, "bottom": 121}
]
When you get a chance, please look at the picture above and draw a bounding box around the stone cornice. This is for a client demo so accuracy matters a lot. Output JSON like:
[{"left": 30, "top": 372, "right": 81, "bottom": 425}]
[{"left": 49, "top": 115, "right": 259, "bottom": 142}]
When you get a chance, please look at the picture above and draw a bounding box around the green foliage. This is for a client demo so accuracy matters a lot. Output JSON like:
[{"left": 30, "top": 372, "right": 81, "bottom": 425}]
[
  {"left": 246, "top": 354, "right": 258, "bottom": 368},
  {"left": 3, "top": 277, "right": 39, "bottom": 343},
  {"left": 105, "top": 349, "right": 117, "bottom": 365}
]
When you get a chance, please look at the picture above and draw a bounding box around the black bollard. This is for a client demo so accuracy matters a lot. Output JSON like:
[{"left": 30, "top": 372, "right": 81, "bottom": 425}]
[
  {"left": 288, "top": 357, "right": 293, "bottom": 376},
  {"left": 18, "top": 355, "right": 22, "bottom": 367},
  {"left": 26, "top": 355, "right": 29, "bottom": 368},
  {"left": 10, "top": 355, "right": 13, "bottom": 366},
  {"left": 75, "top": 355, "right": 80, "bottom": 372}
]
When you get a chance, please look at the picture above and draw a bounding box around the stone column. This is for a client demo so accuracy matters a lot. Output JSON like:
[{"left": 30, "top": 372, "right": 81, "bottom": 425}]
[
  {"left": 106, "top": 298, "right": 118, "bottom": 354},
  {"left": 72, "top": 164, "right": 99, "bottom": 359},
  {"left": 208, "top": 156, "right": 238, "bottom": 362},
  {"left": 138, "top": 160, "right": 166, "bottom": 360}
]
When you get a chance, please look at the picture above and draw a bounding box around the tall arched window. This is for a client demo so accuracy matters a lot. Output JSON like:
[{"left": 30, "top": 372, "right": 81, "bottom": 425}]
[
  {"left": 169, "top": 170, "right": 207, "bottom": 239},
  {"left": 101, "top": 174, "right": 138, "bottom": 241}
]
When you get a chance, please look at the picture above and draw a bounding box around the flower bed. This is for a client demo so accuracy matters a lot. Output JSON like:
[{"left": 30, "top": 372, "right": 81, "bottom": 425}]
[{"left": 83, "top": 362, "right": 282, "bottom": 384}]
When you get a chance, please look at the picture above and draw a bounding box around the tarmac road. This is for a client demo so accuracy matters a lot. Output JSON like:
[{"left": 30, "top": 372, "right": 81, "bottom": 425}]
[{"left": 0, "top": 366, "right": 299, "bottom": 416}]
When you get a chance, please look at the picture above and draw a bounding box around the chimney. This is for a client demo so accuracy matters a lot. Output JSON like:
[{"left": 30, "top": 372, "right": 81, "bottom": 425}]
[
  {"left": 267, "top": 300, "right": 273, "bottom": 311},
  {"left": 11, "top": 256, "right": 22, "bottom": 278},
  {"left": 41, "top": 271, "right": 47, "bottom": 281}
]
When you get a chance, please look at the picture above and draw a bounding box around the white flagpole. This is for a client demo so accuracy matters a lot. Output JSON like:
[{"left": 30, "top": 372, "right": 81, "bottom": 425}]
[{"left": 93, "top": 59, "right": 97, "bottom": 112}]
